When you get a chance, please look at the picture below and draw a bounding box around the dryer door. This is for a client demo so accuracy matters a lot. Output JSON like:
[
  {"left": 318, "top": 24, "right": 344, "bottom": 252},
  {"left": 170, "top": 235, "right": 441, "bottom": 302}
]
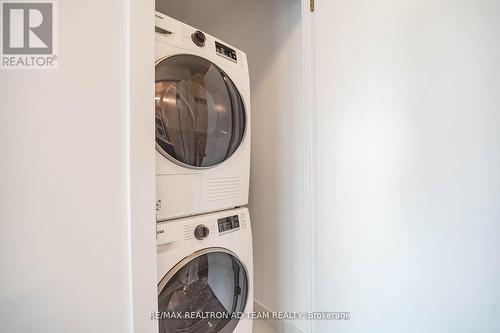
[
  {"left": 158, "top": 248, "right": 249, "bottom": 333},
  {"left": 155, "top": 54, "right": 246, "bottom": 168}
]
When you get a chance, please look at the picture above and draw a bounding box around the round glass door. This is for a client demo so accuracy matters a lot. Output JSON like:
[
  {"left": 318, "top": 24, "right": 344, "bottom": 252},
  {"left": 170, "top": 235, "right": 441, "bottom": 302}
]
[
  {"left": 155, "top": 54, "right": 246, "bottom": 168},
  {"left": 158, "top": 249, "right": 249, "bottom": 333}
]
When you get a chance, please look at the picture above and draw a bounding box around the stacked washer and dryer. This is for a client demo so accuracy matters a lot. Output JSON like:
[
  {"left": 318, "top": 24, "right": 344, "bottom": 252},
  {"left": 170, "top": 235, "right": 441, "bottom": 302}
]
[{"left": 154, "top": 11, "right": 253, "bottom": 333}]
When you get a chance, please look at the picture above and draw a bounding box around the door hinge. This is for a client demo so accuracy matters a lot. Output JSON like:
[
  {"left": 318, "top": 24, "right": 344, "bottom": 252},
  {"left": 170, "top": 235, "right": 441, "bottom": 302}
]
[{"left": 310, "top": 0, "right": 315, "bottom": 12}]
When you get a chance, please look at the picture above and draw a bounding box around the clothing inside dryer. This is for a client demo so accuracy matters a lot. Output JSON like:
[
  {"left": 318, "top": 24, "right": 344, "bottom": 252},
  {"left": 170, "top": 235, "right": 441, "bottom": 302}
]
[
  {"left": 155, "top": 54, "right": 246, "bottom": 168},
  {"left": 158, "top": 251, "right": 248, "bottom": 333}
]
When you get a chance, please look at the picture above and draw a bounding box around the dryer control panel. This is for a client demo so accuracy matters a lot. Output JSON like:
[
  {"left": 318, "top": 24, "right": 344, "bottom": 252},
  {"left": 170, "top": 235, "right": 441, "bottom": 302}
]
[
  {"left": 155, "top": 11, "right": 248, "bottom": 74},
  {"left": 215, "top": 41, "right": 237, "bottom": 63}
]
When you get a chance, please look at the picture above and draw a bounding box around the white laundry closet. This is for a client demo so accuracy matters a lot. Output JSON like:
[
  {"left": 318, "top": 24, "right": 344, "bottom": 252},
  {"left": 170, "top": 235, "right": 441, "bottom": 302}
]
[{"left": 155, "top": 1, "right": 313, "bottom": 333}]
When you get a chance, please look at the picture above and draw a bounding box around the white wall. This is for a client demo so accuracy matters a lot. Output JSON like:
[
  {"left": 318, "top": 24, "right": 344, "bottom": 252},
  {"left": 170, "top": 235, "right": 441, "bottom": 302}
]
[
  {"left": 313, "top": 0, "right": 500, "bottom": 332},
  {"left": 128, "top": 0, "right": 157, "bottom": 332},
  {"left": 156, "top": 1, "right": 311, "bottom": 332},
  {"left": 0, "top": 1, "right": 156, "bottom": 332}
]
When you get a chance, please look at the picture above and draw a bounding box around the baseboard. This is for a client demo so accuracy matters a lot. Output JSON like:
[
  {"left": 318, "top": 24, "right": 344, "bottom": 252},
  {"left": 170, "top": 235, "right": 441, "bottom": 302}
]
[
  {"left": 253, "top": 299, "right": 283, "bottom": 333},
  {"left": 253, "top": 300, "right": 307, "bottom": 333},
  {"left": 283, "top": 320, "right": 306, "bottom": 333}
]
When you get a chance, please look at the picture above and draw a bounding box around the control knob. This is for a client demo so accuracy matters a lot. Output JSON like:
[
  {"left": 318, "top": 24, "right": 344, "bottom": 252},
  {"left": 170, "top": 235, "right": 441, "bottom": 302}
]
[
  {"left": 191, "top": 30, "right": 206, "bottom": 47},
  {"left": 194, "top": 224, "right": 209, "bottom": 240}
]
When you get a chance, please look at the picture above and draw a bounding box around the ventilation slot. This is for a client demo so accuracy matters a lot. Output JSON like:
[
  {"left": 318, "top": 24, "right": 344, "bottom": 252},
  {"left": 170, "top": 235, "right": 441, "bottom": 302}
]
[
  {"left": 184, "top": 225, "right": 192, "bottom": 240},
  {"left": 207, "top": 177, "right": 241, "bottom": 202}
]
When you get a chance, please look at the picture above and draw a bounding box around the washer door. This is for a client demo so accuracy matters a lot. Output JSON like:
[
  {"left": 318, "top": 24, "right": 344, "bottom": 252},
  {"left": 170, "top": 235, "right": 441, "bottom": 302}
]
[
  {"left": 155, "top": 54, "right": 246, "bottom": 168},
  {"left": 158, "top": 249, "right": 249, "bottom": 333}
]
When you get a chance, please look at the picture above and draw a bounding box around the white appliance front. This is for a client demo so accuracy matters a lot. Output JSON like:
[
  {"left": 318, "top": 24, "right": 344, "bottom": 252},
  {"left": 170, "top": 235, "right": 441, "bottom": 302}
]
[
  {"left": 155, "top": 12, "right": 251, "bottom": 221},
  {"left": 157, "top": 208, "right": 253, "bottom": 333}
]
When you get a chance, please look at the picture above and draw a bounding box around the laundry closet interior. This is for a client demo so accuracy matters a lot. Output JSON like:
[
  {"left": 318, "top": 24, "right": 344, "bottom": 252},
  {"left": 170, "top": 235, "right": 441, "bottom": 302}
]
[{"left": 154, "top": 0, "right": 311, "bottom": 333}]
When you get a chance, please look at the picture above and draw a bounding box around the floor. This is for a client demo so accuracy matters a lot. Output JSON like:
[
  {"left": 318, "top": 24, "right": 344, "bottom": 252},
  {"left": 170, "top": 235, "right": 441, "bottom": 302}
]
[{"left": 253, "top": 320, "right": 278, "bottom": 333}]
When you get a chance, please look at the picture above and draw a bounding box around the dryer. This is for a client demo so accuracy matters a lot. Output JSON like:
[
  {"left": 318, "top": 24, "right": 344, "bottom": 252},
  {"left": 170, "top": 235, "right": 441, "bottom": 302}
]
[
  {"left": 157, "top": 208, "right": 253, "bottom": 333},
  {"left": 155, "top": 12, "right": 251, "bottom": 221}
]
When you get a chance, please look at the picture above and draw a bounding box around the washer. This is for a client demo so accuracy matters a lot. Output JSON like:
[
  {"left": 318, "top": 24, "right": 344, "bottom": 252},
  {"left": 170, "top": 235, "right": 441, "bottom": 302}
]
[
  {"left": 157, "top": 207, "right": 253, "bottom": 333},
  {"left": 155, "top": 12, "right": 251, "bottom": 221}
]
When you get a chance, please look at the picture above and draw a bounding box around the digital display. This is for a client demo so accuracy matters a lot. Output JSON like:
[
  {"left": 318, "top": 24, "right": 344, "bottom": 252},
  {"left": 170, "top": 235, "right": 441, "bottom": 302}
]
[
  {"left": 218, "top": 215, "right": 240, "bottom": 233},
  {"left": 215, "top": 41, "right": 237, "bottom": 62}
]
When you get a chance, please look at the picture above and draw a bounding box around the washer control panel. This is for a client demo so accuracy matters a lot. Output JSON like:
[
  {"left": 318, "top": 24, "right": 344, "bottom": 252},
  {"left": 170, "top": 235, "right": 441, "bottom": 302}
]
[
  {"left": 156, "top": 209, "right": 249, "bottom": 247},
  {"left": 218, "top": 214, "right": 240, "bottom": 234}
]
